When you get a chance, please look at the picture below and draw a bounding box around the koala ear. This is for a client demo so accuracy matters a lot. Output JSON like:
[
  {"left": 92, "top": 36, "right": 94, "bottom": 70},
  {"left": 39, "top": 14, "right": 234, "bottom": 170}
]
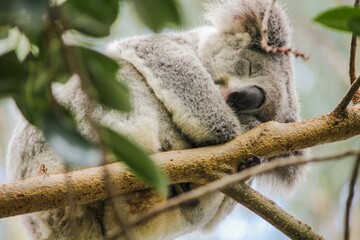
[{"left": 204, "top": 0, "right": 290, "bottom": 48}]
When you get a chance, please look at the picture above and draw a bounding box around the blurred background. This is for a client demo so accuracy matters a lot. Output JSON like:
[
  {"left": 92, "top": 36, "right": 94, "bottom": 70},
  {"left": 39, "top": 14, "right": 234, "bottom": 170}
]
[{"left": 1, "top": 0, "right": 360, "bottom": 239}]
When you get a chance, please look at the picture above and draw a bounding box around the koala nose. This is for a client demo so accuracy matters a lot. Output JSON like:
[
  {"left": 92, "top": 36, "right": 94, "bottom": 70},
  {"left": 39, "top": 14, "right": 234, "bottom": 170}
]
[{"left": 226, "top": 86, "right": 265, "bottom": 111}]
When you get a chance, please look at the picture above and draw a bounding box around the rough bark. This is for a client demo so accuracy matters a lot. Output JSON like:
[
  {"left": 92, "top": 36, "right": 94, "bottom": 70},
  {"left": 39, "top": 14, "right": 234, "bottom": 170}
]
[{"left": 1, "top": 105, "right": 360, "bottom": 218}]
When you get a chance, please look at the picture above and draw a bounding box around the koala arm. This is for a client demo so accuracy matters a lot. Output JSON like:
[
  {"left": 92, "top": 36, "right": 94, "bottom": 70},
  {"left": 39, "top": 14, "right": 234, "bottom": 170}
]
[{"left": 108, "top": 38, "right": 242, "bottom": 146}]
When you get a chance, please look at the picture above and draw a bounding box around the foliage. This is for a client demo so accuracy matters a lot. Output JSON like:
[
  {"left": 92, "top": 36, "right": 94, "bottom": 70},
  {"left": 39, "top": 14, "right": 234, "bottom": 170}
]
[
  {"left": 0, "top": 0, "right": 181, "bottom": 193},
  {"left": 315, "top": 6, "right": 360, "bottom": 36}
]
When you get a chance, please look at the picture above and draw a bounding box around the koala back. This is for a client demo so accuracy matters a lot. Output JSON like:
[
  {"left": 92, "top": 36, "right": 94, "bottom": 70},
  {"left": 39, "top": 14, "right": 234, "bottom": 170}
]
[{"left": 6, "top": 0, "right": 305, "bottom": 239}]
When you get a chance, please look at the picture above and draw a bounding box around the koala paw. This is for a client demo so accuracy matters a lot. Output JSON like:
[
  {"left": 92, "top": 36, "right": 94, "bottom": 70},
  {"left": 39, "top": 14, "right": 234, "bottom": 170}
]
[{"left": 237, "top": 155, "right": 262, "bottom": 172}]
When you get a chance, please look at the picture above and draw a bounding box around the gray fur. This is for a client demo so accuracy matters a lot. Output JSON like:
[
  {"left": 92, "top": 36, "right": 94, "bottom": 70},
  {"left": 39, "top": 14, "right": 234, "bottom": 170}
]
[{"left": 7, "top": 0, "right": 306, "bottom": 239}]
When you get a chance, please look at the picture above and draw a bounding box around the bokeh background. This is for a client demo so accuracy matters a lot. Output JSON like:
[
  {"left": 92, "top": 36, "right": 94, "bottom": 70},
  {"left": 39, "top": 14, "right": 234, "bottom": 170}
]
[{"left": 1, "top": 0, "right": 360, "bottom": 239}]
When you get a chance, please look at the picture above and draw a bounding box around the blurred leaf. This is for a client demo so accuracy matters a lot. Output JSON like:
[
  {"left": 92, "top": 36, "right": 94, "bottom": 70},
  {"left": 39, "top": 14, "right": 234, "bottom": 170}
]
[
  {"left": 314, "top": 6, "right": 360, "bottom": 32},
  {"left": 47, "top": 38, "right": 71, "bottom": 84},
  {"left": 43, "top": 104, "right": 102, "bottom": 167},
  {"left": 60, "top": 0, "right": 119, "bottom": 37},
  {"left": 0, "top": 0, "right": 48, "bottom": 42},
  {"left": 77, "top": 47, "right": 131, "bottom": 112},
  {"left": 0, "top": 26, "right": 10, "bottom": 39},
  {"left": 100, "top": 127, "right": 167, "bottom": 194},
  {"left": 13, "top": 60, "right": 52, "bottom": 124},
  {"left": 14, "top": 95, "right": 36, "bottom": 125},
  {"left": 0, "top": 51, "right": 27, "bottom": 97},
  {"left": 133, "top": 0, "right": 181, "bottom": 32}
]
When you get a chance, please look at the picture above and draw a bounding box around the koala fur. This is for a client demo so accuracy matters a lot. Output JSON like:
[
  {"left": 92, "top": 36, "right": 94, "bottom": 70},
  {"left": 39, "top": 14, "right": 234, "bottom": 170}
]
[{"left": 7, "top": 0, "right": 306, "bottom": 239}]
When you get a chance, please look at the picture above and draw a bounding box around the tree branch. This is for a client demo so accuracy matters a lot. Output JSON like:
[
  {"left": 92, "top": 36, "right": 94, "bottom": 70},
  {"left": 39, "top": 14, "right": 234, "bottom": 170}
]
[
  {"left": 1, "top": 105, "right": 360, "bottom": 218},
  {"left": 109, "top": 150, "right": 360, "bottom": 240},
  {"left": 335, "top": 76, "right": 360, "bottom": 113}
]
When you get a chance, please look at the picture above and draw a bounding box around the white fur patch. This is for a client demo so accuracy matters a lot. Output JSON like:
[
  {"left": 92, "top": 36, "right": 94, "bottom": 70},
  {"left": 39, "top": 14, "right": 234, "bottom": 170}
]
[{"left": 204, "top": 0, "right": 271, "bottom": 33}]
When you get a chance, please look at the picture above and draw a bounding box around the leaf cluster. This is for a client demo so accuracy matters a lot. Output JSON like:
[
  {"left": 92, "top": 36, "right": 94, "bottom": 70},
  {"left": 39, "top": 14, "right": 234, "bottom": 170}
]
[{"left": 0, "top": 0, "right": 181, "bottom": 193}]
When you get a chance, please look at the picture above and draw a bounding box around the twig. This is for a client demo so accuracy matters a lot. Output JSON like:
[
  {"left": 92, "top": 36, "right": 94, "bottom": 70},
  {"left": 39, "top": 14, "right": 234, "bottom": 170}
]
[
  {"left": 344, "top": 154, "right": 360, "bottom": 240},
  {"left": 260, "top": 0, "right": 309, "bottom": 60},
  {"left": 350, "top": 0, "right": 360, "bottom": 85},
  {"left": 336, "top": 0, "right": 360, "bottom": 112},
  {"left": 260, "top": 0, "right": 276, "bottom": 52},
  {"left": 108, "top": 150, "right": 360, "bottom": 240},
  {"left": 349, "top": 34, "right": 357, "bottom": 84},
  {"left": 334, "top": 75, "right": 360, "bottom": 113},
  {"left": 350, "top": 0, "right": 360, "bottom": 104},
  {"left": 222, "top": 183, "right": 324, "bottom": 240}
]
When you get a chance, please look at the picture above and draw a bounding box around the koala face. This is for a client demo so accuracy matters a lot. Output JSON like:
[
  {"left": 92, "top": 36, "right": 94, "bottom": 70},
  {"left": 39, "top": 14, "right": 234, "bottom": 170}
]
[
  {"left": 213, "top": 51, "right": 269, "bottom": 115},
  {"left": 209, "top": 43, "right": 292, "bottom": 124}
]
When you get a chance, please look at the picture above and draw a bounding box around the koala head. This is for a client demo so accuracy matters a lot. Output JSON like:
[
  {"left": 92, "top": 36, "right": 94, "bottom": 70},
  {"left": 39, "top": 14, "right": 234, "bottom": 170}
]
[{"left": 198, "top": 0, "right": 293, "bottom": 122}]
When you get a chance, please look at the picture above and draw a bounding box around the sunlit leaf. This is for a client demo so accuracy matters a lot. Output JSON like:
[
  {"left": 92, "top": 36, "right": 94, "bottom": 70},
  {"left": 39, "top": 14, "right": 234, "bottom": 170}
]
[
  {"left": 43, "top": 104, "right": 102, "bottom": 167},
  {"left": 133, "top": 0, "right": 181, "bottom": 32},
  {"left": 60, "top": 0, "right": 119, "bottom": 37},
  {"left": 314, "top": 6, "right": 360, "bottom": 32},
  {"left": 100, "top": 127, "right": 167, "bottom": 194},
  {"left": 77, "top": 47, "right": 131, "bottom": 112}
]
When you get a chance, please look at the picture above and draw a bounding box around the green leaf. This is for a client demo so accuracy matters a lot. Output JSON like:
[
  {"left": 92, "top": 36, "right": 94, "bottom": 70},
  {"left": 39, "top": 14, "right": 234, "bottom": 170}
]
[
  {"left": 314, "top": 6, "right": 360, "bottom": 32},
  {"left": 0, "top": 26, "right": 10, "bottom": 39},
  {"left": 100, "top": 127, "right": 167, "bottom": 194},
  {"left": 77, "top": 47, "right": 131, "bottom": 112},
  {"left": 43, "top": 104, "right": 102, "bottom": 167},
  {"left": 0, "top": 0, "right": 48, "bottom": 42},
  {"left": 14, "top": 59, "right": 54, "bottom": 124},
  {"left": 133, "top": 0, "right": 181, "bottom": 32},
  {"left": 348, "top": 16, "right": 360, "bottom": 36},
  {"left": 0, "top": 51, "right": 27, "bottom": 97},
  {"left": 60, "top": 0, "right": 119, "bottom": 37},
  {"left": 11, "top": 58, "right": 101, "bottom": 167}
]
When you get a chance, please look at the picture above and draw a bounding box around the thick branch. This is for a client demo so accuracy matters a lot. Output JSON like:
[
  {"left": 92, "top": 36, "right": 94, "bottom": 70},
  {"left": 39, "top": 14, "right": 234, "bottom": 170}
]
[
  {"left": 109, "top": 151, "right": 360, "bottom": 240},
  {"left": 1, "top": 105, "right": 360, "bottom": 218}
]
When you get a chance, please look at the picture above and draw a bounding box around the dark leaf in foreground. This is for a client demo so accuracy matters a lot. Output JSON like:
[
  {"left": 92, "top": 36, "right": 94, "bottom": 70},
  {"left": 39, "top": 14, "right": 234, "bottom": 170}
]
[
  {"left": 133, "top": 0, "right": 181, "bottom": 32},
  {"left": 77, "top": 47, "right": 131, "bottom": 112},
  {"left": 60, "top": 0, "right": 119, "bottom": 37},
  {"left": 100, "top": 126, "right": 167, "bottom": 194}
]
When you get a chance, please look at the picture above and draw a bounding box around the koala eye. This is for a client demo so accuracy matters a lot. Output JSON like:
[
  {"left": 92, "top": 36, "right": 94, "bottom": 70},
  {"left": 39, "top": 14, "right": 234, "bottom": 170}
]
[
  {"left": 235, "top": 59, "right": 261, "bottom": 77},
  {"left": 235, "top": 59, "right": 250, "bottom": 77},
  {"left": 226, "top": 86, "right": 265, "bottom": 112},
  {"left": 250, "top": 62, "right": 261, "bottom": 77}
]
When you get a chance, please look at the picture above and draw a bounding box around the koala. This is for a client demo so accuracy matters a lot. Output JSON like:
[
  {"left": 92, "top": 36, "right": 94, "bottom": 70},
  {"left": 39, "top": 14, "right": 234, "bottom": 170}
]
[{"left": 6, "top": 0, "right": 306, "bottom": 239}]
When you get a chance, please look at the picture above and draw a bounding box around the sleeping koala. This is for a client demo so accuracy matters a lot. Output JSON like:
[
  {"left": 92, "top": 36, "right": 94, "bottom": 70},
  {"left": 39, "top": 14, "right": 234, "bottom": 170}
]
[{"left": 7, "top": 0, "right": 306, "bottom": 239}]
